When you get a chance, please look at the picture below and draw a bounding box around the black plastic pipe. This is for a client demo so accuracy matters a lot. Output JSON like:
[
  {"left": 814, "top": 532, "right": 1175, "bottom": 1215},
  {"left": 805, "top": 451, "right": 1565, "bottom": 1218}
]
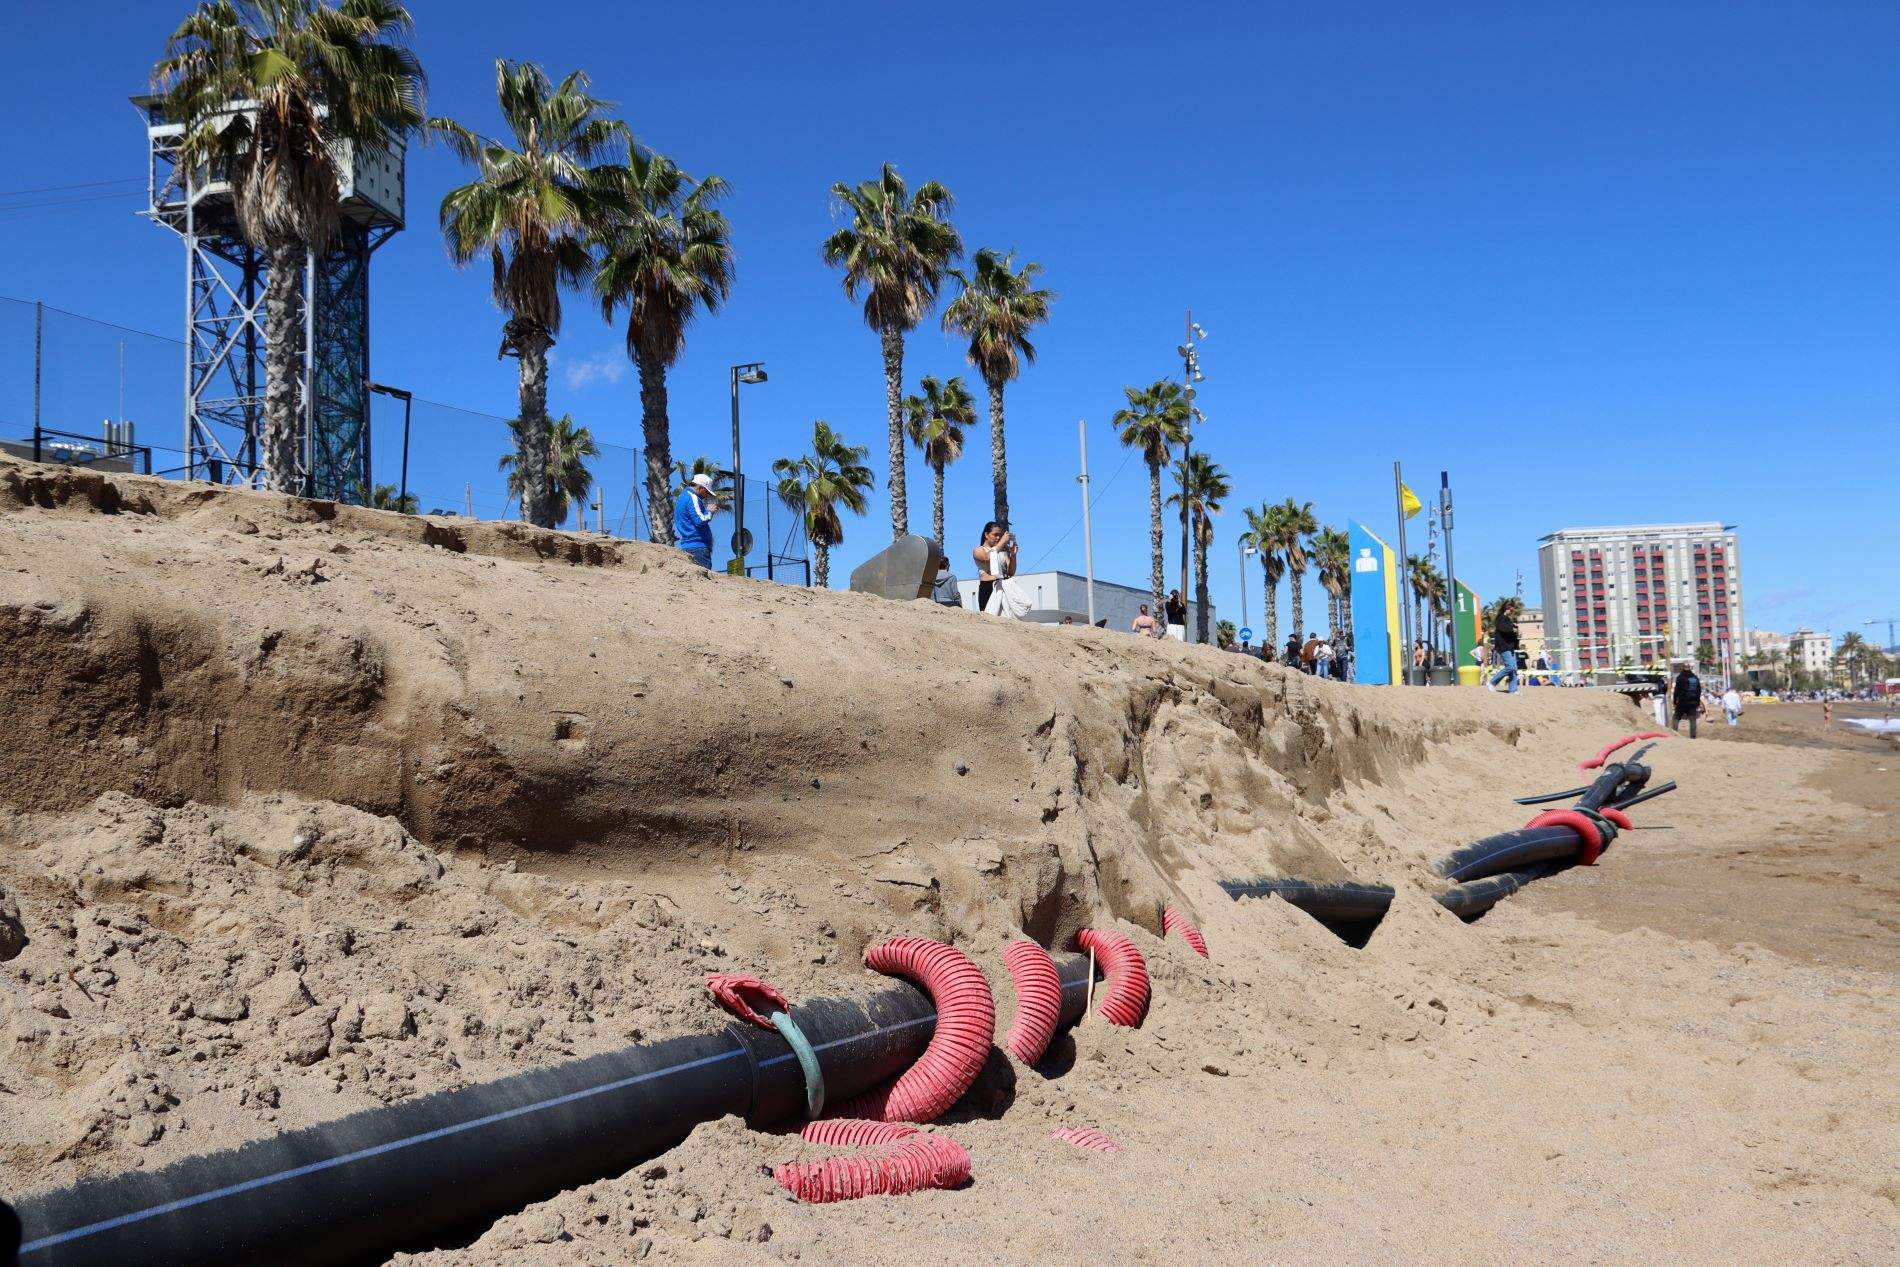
[{"left": 5, "top": 955, "right": 1092, "bottom": 1267}]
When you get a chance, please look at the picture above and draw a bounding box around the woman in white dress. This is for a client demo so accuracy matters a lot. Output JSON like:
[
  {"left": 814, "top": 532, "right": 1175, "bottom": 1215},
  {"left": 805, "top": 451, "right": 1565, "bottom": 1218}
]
[{"left": 983, "top": 528, "right": 1032, "bottom": 619}]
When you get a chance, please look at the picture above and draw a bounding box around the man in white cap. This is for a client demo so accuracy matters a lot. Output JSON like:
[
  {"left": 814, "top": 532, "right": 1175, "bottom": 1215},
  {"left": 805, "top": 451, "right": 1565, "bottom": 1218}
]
[{"left": 673, "top": 471, "right": 722, "bottom": 569}]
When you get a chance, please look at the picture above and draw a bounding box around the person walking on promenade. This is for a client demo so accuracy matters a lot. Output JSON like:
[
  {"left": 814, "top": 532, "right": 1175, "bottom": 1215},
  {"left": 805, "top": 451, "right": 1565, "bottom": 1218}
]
[
  {"left": 1721, "top": 683, "right": 1743, "bottom": 726},
  {"left": 1487, "top": 602, "right": 1522, "bottom": 693},
  {"left": 673, "top": 472, "right": 721, "bottom": 569},
  {"left": 1672, "top": 663, "right": 1704, "bottom": 738}
]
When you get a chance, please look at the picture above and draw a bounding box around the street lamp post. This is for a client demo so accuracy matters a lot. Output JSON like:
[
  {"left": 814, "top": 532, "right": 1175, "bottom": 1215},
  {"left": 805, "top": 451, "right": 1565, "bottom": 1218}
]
[
  {"left": 1177, "top": 312, "right": 1207, "bottom": 640},
  {"left": 1238, "top": 540, "right": 1256, "bottom": 636},
  {"left": 729, "top": 362, "right": 767, "bottom": 573}
]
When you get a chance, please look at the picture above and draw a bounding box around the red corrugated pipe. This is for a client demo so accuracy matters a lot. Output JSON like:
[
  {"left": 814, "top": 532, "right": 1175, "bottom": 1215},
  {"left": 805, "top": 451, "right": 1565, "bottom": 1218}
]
[
  {"left": 825, "top": 937, "right": 995, "bottom": 1123},
  {"left": 1000, "top": 939, "right": 1062, "bottom": 1064},
  {"left": 1161, "top": 905, "right": 1209, "bottom": 957},
  {"left": 1579, "top": 731, "right": 1668, "bottom": 771},
  {"left": 1075, "top": 928, "right": 1150, "bottom": 1027},
  {"left": 771, "top": 1119, "right": 972, "bottom": 1203},
  {"left": 1051, "top": 1125, "right": 1124, "bottom": 1153}
]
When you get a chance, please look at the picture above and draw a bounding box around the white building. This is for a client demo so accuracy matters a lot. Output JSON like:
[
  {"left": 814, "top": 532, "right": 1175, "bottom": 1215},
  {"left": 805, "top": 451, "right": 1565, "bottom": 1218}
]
[
  {"left": 1537, "top": 522, "right": 1742, "bottom": 674},
  {"left": 1789, "top": 627, "right": 1832, "bottom": 674},
  {"left": 954, "top": 570, "right": 1214, "bottom": 640}
]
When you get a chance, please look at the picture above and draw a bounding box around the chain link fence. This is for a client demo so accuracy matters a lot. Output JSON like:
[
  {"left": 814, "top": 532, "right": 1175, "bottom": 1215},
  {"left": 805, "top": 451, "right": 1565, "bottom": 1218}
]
[{"left": 1, "top": 295, "right": 807, "bottom": 580}]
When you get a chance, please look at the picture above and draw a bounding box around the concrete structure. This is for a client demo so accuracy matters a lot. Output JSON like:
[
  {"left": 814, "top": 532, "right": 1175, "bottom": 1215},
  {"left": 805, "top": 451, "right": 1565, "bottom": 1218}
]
[
  {"left": 1790, "top": 627, "right": 1833, "bottom": 674},
  {"left": 848, "top": 535, "right": 943, "bottom": 602},
  {"left": 1537, "top": 522, "right": 1742, "bottom": 674},
  {"left": 1745, "top": 629, "right": 1791, "bottom": 661},
  {"left": 954, "top": 569, "right": 1212, "bottom": 638}
]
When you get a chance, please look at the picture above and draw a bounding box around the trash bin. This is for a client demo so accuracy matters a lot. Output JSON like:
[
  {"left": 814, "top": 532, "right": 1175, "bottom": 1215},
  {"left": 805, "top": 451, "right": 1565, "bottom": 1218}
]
[
  {"left": 1457, "top": 666, "right": 1483, "bottom": 687},
  {"left": 1427, "top": 666, "right": 1458, "bottom": 686}
]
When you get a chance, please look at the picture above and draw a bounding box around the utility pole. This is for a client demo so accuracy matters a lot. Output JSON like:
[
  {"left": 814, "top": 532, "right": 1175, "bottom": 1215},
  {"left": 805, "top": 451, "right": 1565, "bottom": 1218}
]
[
  {"left": 1078, "top": 419, "right": 1096, "bottom": 625},
  {"left": 1177, "top": 311, "right": 1207, "bottom": 639},
  {"left": 1394, "top": 461, "right": 1413, "bottom": 682},
  {"left": 1440, "top": 471, "right": 1457, "bottom": 676}
]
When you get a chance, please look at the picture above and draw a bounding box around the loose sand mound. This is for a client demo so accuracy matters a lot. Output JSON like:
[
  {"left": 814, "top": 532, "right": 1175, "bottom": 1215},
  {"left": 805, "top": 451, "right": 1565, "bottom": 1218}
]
[{"left": 1, "top": 458, "right": 1894, "bottom": 1263}]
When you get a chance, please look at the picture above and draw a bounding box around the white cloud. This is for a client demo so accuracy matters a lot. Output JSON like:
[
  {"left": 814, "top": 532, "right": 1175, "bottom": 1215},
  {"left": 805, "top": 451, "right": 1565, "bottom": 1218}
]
[{"left": 559, "top": 349, "right": 629, "bottom": 391}]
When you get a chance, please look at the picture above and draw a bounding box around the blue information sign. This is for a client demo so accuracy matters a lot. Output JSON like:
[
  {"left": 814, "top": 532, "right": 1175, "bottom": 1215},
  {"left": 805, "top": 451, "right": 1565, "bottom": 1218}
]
[{"left": 1238, "top": 626, "right": 1253, "bottom": 644}]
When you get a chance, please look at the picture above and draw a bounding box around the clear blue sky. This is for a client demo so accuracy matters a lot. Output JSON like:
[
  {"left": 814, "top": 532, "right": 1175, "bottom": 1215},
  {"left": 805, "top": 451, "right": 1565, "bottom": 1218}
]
[{"left": 4, "top": 1, "right": 1896, "bottom": 644}]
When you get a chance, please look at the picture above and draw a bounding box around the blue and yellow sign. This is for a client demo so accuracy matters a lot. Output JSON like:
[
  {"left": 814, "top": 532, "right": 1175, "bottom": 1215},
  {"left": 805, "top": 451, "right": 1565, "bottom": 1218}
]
[{"left": 1348, "top": 520, "right": 1402, "bottom": 684}]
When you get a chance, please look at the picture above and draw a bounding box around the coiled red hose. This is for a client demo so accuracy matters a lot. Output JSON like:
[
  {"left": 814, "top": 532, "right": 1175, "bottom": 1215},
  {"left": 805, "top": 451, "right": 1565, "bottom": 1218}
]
[
  {"left": 1579, "top": 730, "right": 1668, "bottom": 771},
  {"left": 1051, "top": 1125, "right": 1124, "bottom": 1153},
  {"left": 1601, "top": 806, "right": 1633, "bottom": 831},
  {"left": 825, "top": 937, "right": 995, "bottom": 1123},
  {"left": 1523, "top": 808, "right": 1606, "bottom": 865},
  {"left": 1000, "top": 940, "right": 1062, "bottom": 1064},
  {"left": 1075, "top": 928, "right": 1150, "bottom": 1027},
  {"left": 1161, "top": 906, "right": 1209, "bottom": 957},
  {"left": 772, "top": 1118, "right": 971, "bottom": 1203}
]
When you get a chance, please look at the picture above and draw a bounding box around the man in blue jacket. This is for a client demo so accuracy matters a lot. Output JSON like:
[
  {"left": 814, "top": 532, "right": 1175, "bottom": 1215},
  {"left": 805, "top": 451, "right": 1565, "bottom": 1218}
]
[{"left": 674, "top": 472, "right": 721, "bottom": 569}]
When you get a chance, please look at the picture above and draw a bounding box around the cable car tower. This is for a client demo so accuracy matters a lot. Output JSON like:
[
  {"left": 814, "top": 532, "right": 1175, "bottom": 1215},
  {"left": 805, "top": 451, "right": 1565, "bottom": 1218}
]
[{"left": 137, "top": 97, "right": 404, "bottom": 500}]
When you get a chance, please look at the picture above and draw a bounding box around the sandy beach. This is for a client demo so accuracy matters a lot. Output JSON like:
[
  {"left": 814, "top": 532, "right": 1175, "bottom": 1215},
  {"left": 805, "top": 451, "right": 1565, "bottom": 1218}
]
[{"left": 1, "top": 460, "right": 1894, "bottom": 1264}]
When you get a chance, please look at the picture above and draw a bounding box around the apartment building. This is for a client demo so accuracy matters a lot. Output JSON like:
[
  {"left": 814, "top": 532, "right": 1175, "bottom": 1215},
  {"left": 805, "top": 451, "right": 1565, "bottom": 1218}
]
[{"left": 1536, "top": 522, "right": 1742, "bottom": 673}]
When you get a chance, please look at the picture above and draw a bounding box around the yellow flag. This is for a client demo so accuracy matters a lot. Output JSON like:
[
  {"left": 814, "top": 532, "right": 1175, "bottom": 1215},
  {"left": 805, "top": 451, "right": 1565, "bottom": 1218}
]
[{"left": 1399, "top": 483, "right": 1423, "bottom": 519}]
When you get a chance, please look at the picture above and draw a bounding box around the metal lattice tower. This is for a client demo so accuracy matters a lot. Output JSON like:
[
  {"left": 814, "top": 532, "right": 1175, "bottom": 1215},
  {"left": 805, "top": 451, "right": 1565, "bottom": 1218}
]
[{"left": 137, "top": 97, "right": 403, "bottom": 501}]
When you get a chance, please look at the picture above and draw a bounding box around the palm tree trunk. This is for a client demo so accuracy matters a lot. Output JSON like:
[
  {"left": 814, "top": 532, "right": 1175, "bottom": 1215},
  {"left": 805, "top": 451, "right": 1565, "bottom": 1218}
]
[
  {"left": 988, "top": 378, "right": 1008, "bottom": 526},
  {"left": 636, "top": 347, "right": 674, "bottom": 545},
  {"left": 815, "top": 543, "right": 830, "bottom": 589},
  {"left": 1290, "top": 566, "right": 1306, "bottom": 641},
  {"left": 932, "top": 461, "right": 945, "bottom": 548},
  {"left": 881, "top": 326, "right": 907, "bottom": 540},
  {"left": 513, "top": 322, "right": 554, "bottom": 529},
  {"left": 261, "top": 239, "right": 307, "bottom": 494},
  {"left": 1147, "top": 462, "right": 1165, "bottom": 631},
  {"left": 1193, "top": 515, "right": 1211, "bottom": 645},
  {"left": 1264, "top": 567, "right": 1280, "bottom": 655}
]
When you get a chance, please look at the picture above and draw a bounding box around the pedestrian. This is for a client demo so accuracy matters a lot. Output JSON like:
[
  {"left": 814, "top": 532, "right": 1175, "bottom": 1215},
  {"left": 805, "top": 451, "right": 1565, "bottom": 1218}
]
[
  {"left": 972, "top": 522, "right": 1003, "bottom": 612},
  {"left": 931, "top": 556, "right": 962, "bottom": 607},
  {"left": 1314, "top": 637, "right": 1334, "bottom": 679},
  {"left": 673, "top": 472, "right": 721, "bottom": 569},
  {"left": 1300, "top": 632, "right": 1320, "bottom": 674},
  {"left": 1721, "top": 683, "right": 1743, "bottom": 727},
  {"left": 1285, "top": 633, "right": 1302, "bottom": 669},
  {"left": 1132, "top": 604, "right": 1158, "bottom": 637},
  {"left": 1487, "top": 602, "right": 1521, "bottom": 694},
  {"left": 983, "top": 528, "right": 1030, "bottom": 618},
  {"left": 1166, "top": 590, "right": 1187, "bottom": 634},
  {"left": 1671, "top": 663, "right": 1703, "bottom": 738}
]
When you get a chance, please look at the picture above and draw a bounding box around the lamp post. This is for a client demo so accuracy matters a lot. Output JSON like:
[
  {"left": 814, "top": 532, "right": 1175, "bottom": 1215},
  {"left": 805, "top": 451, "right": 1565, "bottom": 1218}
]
[
  {"left": 1238, "top": 540, "right": 1257, "bottom": 635},
  {"left": 368, "top": 382, "right": 412, "bottom": 506},
  {"left": 729, "top": 362, "right": 767, "bottom": 573},
  {"left": 1177, "top": 312, "right": 1207, "bottom": 639}
]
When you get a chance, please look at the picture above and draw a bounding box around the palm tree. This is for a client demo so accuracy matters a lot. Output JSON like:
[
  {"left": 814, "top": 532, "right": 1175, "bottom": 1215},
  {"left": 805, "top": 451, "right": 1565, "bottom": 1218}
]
[
  {"left": 430, "top": 62, "right": 628, "bottom": 528},
  {"left": 1836, "top": 631, "right": 1868, "bottom": 688},
  {"left": 1407, "top": 555, "right": 1441, "bottom": 661},
  {"left": 1112, "top": 380, "right": 1191, "bottom": 626},
  {"left": 821, "top": 165, "right": 962, "bottom": 541},
  {"left": 594, "top": 148, "right": 734, "bottom": 544},
  {"left": 1313, "top": 526, "right": 1352, "bottom": 638},
  {"left": 671, "top": 455, "right": 732, "bottom": 499},
  {"left": 774, "top": 421, "right": 874, "bottom": 588},
  {"left": 368, "top": 483, "right": 419, "bottom": 514},
  {"left": 154, "top": 0, "right": 425, "bottom": 494},
  {"left": 499, "top": 413, "right": 597, "bottom": 526},
  {"left": 1167, "top": 452, "right": 1231, "bottom": 644},
  {"left": 940, "top": 248, "right": 1055, "bottom": 525},
  {"left": 1241, "top": 505, "right": 1289, "bottom": 655},
  {"left": 1264, "top": 498, "right": 1318, "bottom": 641},
  {"left": 903, "top": 374, "right": 975, "bottom": 547}
]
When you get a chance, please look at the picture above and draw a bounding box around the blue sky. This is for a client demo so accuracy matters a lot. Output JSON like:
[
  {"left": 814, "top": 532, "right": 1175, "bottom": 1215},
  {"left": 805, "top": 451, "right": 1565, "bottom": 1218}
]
[{"left": 3, "top": 1, "right": 1896, "bottom": 643}]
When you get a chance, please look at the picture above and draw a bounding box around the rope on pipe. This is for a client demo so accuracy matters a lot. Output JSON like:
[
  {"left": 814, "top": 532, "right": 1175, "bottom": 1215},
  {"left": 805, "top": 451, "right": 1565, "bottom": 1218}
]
[
  {"left": 825, "top": 938, "right": 995, "bottom": 1123},
  {"left": 1161, "top": 906, "right": 1210, "bottom": 957},
  {"left": 1000, "top": 940, "right": 1062, "bottom": 1064},
  {"left": 1074, "top": 929, "right": 1150, "bottom": 1027}
]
